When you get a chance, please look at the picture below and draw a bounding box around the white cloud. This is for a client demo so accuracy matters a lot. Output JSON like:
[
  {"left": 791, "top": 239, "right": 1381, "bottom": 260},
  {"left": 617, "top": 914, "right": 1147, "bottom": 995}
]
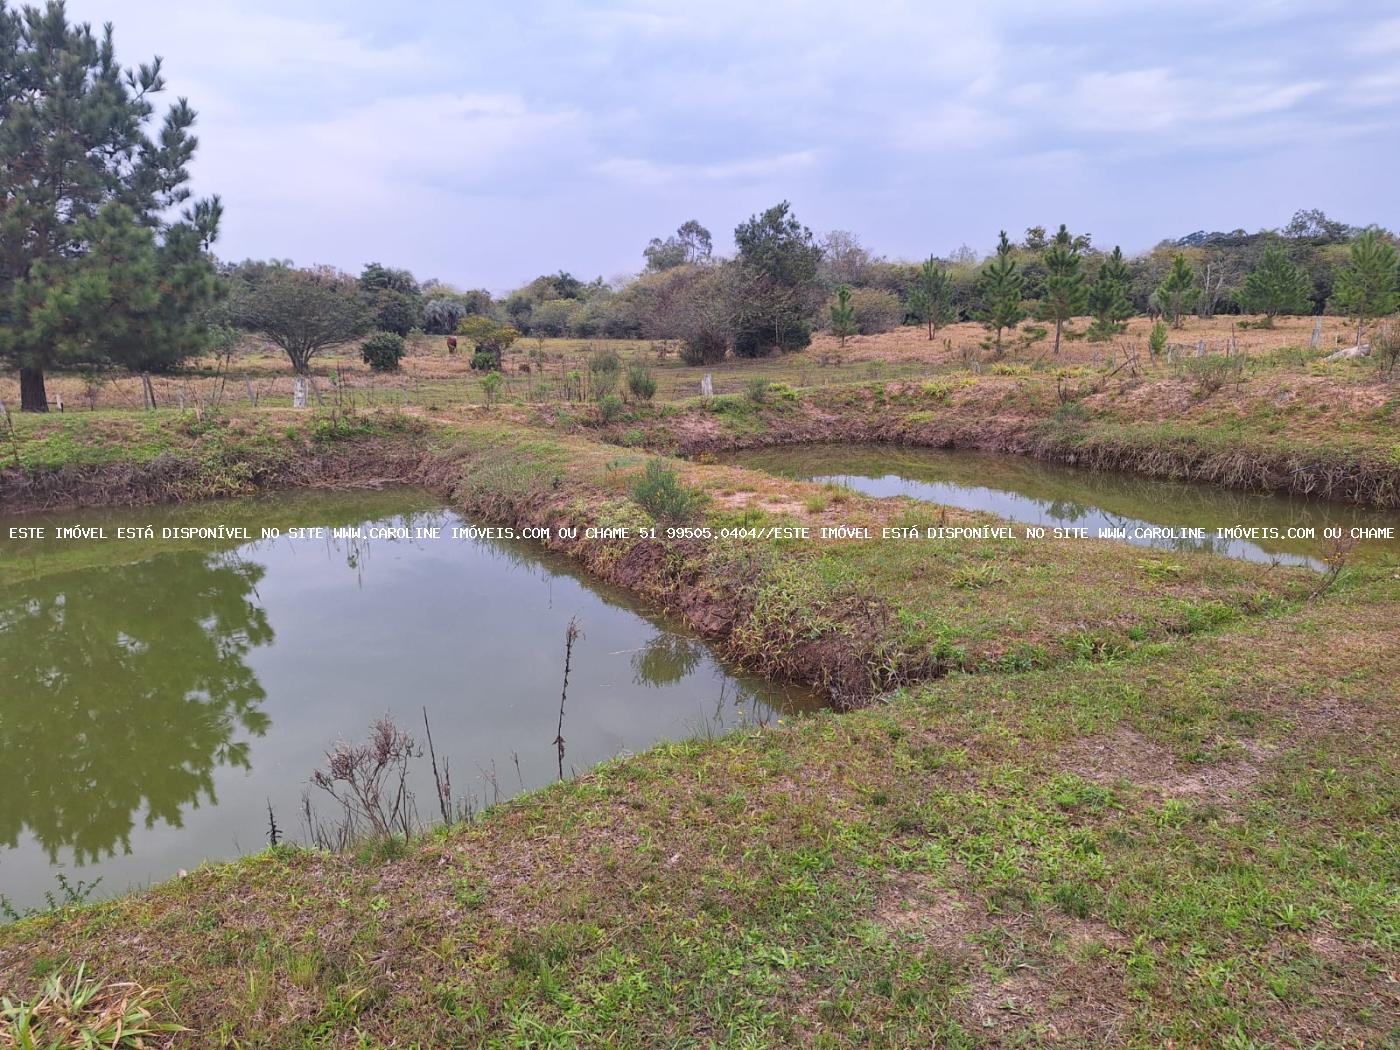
[{"left": 594, "top": 150, "right": 819, "bottom": 188}]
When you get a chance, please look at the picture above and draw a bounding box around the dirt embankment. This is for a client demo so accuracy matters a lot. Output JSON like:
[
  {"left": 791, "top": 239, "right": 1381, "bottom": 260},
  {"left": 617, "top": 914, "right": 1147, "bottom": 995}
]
[{"left": 579, "top": 380, "right": 1400, "bottom": 508}]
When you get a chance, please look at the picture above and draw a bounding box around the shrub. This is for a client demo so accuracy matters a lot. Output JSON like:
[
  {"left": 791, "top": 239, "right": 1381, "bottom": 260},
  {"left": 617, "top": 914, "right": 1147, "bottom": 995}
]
[
  {"left": 746, "top": 377, "right": 772, "bottom": 404},
  {"left": 846, "top": 287, "right": 903, "bottom": 334},
  {"left": 589, "top": 348, "right": 622, "bottom": 398},
  {"left": 360, "top": 331, "right": 406, "bottom": 372},
  {"left": 1148, "top": 320, "right": 1169, "bottom": 357},
  {"left": 626, "top": 363, "right": 657, "bottom": 401},
  {"left": 1181, "top": 354, "right": 1244, "bottom": 395},
  {"left": 631, "top": 460, "right": 706, "bottom": 522},
  {"left": 598, "top": 394, "right": 625, "bottom": 422},
  {"left": 479, "top": 370, "right": 504, "bottom": 407}
]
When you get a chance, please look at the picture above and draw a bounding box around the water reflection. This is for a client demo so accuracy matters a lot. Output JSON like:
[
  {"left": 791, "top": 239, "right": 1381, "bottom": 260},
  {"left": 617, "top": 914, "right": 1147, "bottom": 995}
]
[
  {"left": 0, "top": 490, "right": 817, "bottom": 914},
  {"left": 0, "top": 552, "right": 272, "bottom": 864},
  {"left": 725, "top": 445, "right": 1400, "bottom": 567}
]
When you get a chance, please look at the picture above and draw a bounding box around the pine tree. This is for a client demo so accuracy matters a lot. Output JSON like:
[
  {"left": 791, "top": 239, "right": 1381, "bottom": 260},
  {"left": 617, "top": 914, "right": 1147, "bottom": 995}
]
[
  {"left": 1238, "top": 241, "right": 1312, "bottom": 326},
  {"left": 1329, "top": 230, "right": 1400, "bottom": 347},
  {"left": 1087, "top": 246, "right": 1132, "bottom": 339},
  {"left": 1152, "top": 253, "right": 1198, "bottom": 328},
  {"left": 977, "top": 231, "right": 1024, "bottom": 353},
  {"left": 906, "top": 256, "right": 955, "bottom": 340},
  {"left": 0, "top": 2, "right": 221, "bottom": 410},
  {"left": 1037, "top": 224, "right": 1088, "bottom": 355},
  {"left": 830, "top": 285, "right": 856, "bottom": 347}
]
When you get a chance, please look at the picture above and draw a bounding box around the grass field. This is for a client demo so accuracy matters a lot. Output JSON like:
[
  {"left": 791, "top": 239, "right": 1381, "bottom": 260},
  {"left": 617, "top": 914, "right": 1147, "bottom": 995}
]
[{"left": 0, "top": 333, "right": 1396, "bottom": 1047}]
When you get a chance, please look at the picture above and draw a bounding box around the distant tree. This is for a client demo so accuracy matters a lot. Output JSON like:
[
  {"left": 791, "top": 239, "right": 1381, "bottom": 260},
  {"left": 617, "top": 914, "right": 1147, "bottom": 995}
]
[
  {"left": 232, "top": 267, "right": 369, "bottom": 373},
  {"left": 644, "top": 220, "right": 713, "bottom": 271},
  {"left": 1087, "top": 246, "right": 1132, "bottom": 339},
  {"left": 1153, "top": 253, "right": 1198, "bottom": 328},
  {"left": 358, "top": 263, "right": 421, "bottom": 336},
  {"left": 457, "top": 315, "right": 519, "bottom": 371},
  {"left": 1283, "top": 209, "right": 1356, "bottom": 243},
  {"left": 976, "top": 231, "right": 1025, "bottom": 353},
  {"left": 421, "top": 295, "right": 467, "bottom": 335},
  {"left": 907, "top": 257, "right": 956, "bottom": 340},
  {"left": 1329, "top": 230, "right": 1400, "bottom": 347},
  {"left": 1238, "top": 241, "right": 1312, "bottom": 325},
  {"left": 819, "top": 230, "right": 876, "bottom": 287},
  {"left": 830, "top": 285, "right": 856, "bottom": 346},
  {"left": 529, "top": 298, "right": 577, "bottom": 337},
  {"left": 1037, "top": 225, "right": 1088, "bottom": 355},
  {"left": 732, "top": 201, "right": 823, "bottom": 356},
  {"left": 0, "top": 1, "right": 222, "bottom": 410},
  {"left": 1022, "top": 226, "right": 1049, "bottom": 253}
]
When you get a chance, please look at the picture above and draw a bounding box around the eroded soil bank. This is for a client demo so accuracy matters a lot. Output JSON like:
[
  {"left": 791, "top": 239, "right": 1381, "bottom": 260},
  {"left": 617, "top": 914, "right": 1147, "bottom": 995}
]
[{"left": 562, "top": 375, "right": 1400, "bottom": 507}]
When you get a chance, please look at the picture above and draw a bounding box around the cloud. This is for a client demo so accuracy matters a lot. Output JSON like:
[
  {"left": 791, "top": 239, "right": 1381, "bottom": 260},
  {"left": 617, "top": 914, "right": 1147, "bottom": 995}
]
[{"left": 594, "top": 150, "right": 819, "bottom": 188}]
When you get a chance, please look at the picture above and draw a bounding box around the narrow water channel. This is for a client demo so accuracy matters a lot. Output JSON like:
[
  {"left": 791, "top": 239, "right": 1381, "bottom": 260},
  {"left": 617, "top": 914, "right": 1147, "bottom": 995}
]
[
  {"left": 0, "top": 489, "right": 816, "bottom": 915},
  {"left": 722, "top": 445, "right": 1400, "bottom": 567}
]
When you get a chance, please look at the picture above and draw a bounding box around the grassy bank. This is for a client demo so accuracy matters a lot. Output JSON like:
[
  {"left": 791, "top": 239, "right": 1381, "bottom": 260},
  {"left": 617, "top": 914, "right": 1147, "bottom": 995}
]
[
  {"left": 1, "top": 563, "right": 1394, "bottom": 1047},
  {"left": 0, "top": 408, "right": 1393, "bottom": 1047},
  {"left": 560, "top": 369, "right": 1400, "bottom": 507}
]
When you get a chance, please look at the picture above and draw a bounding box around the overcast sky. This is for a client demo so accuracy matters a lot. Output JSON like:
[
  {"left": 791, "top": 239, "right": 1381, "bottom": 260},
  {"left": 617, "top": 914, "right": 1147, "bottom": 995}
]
[{"left": 62, "top": 0, "right": 1399, "bottom": 291}]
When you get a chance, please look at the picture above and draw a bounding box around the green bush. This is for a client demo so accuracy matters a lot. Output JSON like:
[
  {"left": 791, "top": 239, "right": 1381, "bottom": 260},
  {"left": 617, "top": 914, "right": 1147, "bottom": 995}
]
[
  {"left": 1148, "top": 320, "right": 1169, "bottom": 357},
  {"left": 471, "top": 349, "right": 499, "bottom": 372},
  {"left": 631, "top": 460, "right": 706, "bottom": 522},
  {"left": 626, "top": 363, "right": 657, "bottom": 401},
  {"left": 598, "top": 394, "right": 625, "bottom": 422},
  {"left": 360, "top": 331, "right": 406, "bottom": 372},
  {"left": 745, "top": 377, "right": 772, "bottom": 404}
]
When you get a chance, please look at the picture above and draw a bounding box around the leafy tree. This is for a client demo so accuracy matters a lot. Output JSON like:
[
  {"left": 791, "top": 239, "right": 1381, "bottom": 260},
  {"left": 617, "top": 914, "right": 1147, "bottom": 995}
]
[
  {"left": 232, "top": 266, "right": 369, "bottom": 373},
  {"left": 360, "top": 331, "right": 405, "bottom": 372},
  {"left": 907, "top": 257, "right": 955, "bottom": 339},
  {"left": 1238, "top": 240, "right": 1312, "bottom": 325},
  {"left": 1087, "top": 246, "right": 1132, "bottom": 338},
  {"left": 457, "top": 315, "right": 519, "bottom": 371},
  {"left": 1037, "top": 224, "right": 1088, "bottom": 355},
  {"left": 0, "top": 1, "right": 223, "bottom": 410},
  {"left": 357, "top": 263, "right": 420, "bottom": 336},
  {"left": 829, "top": 285, "right": 856, "bottom": 346},
  {"left": 644, "top": 220, "right": 712, "bottom": 271},
  {"left": 976, "top": 231, "right": 1025, "bottom": 352},
  {"left": 1152, "top": 253, "right": 1198, "bottom": 327},
  {"left": 732, "top": 201, "right": 823, "bottom": 356},
  {"left": 1329, "top": 230, "right": 1399, "bottom": 347}
]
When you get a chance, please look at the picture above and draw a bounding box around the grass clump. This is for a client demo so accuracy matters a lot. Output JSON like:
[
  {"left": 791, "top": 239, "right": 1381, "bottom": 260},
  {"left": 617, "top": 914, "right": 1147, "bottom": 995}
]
[
  {"left": 1, "top": 964, "right": 183, "bottom": 1048},
  {"left": 630, "top": 459, "right": 706, "bottom": 522}
]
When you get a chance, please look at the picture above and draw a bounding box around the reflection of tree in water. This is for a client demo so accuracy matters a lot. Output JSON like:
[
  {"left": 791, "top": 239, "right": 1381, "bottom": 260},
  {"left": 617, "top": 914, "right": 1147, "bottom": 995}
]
[
  {"left": 631, "top": 633, "right": 705, "bottom": 688},
  {"left": 0, "top": 551, "right": 273, "bottom": 865},
  {"left": 1040, "top": 497, "right": 1091, "bottom": 523}
]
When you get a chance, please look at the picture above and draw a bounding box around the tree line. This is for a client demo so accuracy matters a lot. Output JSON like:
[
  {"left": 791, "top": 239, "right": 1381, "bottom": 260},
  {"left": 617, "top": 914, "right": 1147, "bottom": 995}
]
[{"left": 2, "top": 2, "right": 1397, "bottom": 408}]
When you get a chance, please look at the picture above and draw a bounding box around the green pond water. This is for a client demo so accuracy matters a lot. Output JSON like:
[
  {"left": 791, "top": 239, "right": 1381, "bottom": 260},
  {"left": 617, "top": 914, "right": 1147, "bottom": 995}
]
[
  {"left": 722, "top": 445, "right": 1400, "bottom": 568},
  {"left": 0, "top": 489, "right": 817, "bottom": 915}
]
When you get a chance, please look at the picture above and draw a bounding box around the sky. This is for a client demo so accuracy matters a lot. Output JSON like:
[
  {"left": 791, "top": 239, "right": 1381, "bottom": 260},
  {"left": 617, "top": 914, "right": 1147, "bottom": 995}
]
[{"left": 60, "top": 0, "right": 1400, "bottom": 292}]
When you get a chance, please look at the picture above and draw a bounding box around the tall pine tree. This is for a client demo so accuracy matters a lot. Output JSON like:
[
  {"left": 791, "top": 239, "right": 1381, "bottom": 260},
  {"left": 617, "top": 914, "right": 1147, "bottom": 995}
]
[
  {"left": 977, "top": 231, "right": 1024, "bottom": 353},
  {"left": 0, "top": 1, "right": 221, "bottom": 410},
  {"left": 906, "top": 256, "right": 955, "bottom": 340},
  {"left": 1152, "top": 253, "right": 1198, "bottom": 328},
  {"left": 1238, "top": 240, "right": 1312, "bottom": 326},
  {"left": 1037, "top": 224, "right": 1087, "bottom": 355},
  {"left": 1329, "top": 230, "right": 1399, "bottom": 347},
  {"left": 1087, "top": 246, "right": 1131, "bottom": 339}
]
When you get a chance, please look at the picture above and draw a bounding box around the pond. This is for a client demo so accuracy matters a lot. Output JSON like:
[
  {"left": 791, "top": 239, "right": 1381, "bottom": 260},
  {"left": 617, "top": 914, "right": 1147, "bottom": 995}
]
[
  {"left": 0, "top": 489, "right": 817, "bottom": 916},
  {"left": 721, "top": 445, "right": 1400, "bottom": 568}
]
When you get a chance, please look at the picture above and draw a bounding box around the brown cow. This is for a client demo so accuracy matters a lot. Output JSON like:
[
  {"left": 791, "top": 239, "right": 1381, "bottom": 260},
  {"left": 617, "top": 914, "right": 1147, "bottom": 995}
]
[{"left": 446, "top": 336, "right": 458, "bottom": 355}]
